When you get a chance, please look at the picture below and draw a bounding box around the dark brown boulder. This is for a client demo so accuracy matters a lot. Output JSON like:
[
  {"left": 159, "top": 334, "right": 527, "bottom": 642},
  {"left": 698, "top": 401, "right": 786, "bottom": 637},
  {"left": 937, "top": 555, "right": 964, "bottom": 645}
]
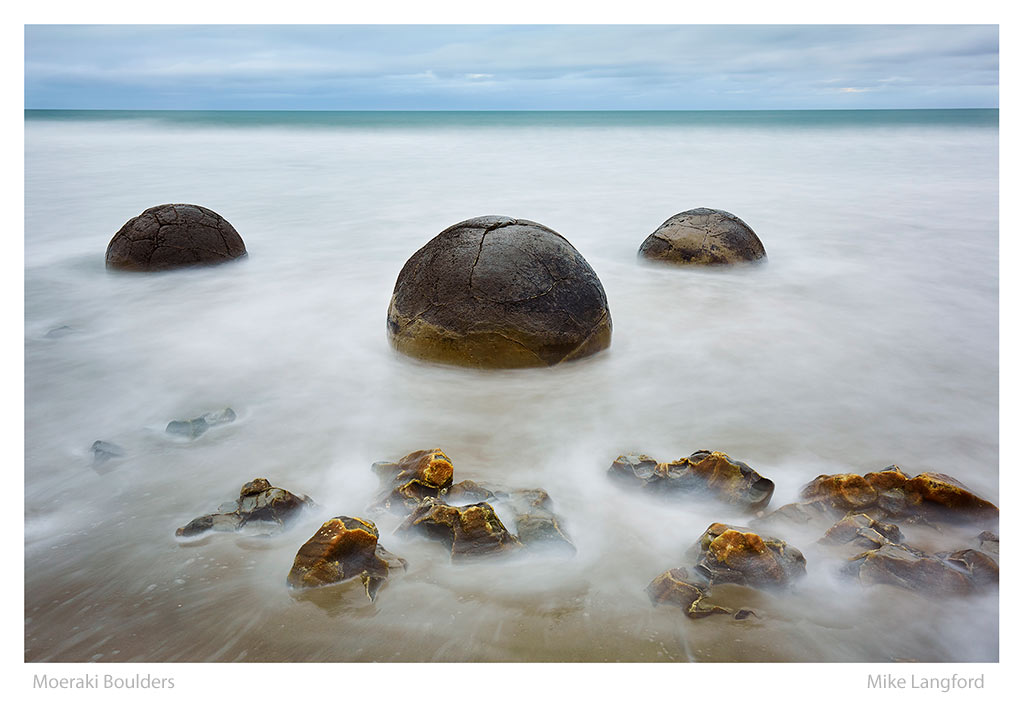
[
  {"left": 286, "top": 516, "right": 406, "bottom": 600},
  {"left": 175, "top": 477, "right": 313, "bottom": 537},
  {"left": 638, "top": 208, "right": 766, "bottom": 265},
  {"left": 693, "top": 523, "right": 806, "bottom": 588},
  {"left": 849, "top": 543, "right": 974, "bottom": 596},
  {"left": 820, "top": 513, "right": 904, "bottom": 549},
  {"left": 398, "top": 498, "right": 522, "bottom": 561},
  {"left": 386, "top": 216, "right": 612, "bottom": 368},
  {"left": 371, "top": 449, "right": 454, "bottom": 514},
  {"left": 646, "top": 568, "right": 730, "bottom": 619},
  {"left": 106, "top": 204, "right": 247, "bottom": 271},
  {"left": 608, "top": 450, "right": 774, "bottom": 511}
]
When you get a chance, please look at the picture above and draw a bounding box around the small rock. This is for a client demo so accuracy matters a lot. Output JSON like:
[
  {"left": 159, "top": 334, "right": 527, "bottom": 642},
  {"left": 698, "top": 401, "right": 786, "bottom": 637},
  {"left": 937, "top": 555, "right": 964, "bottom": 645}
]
[
  {"left": 609, "top": 450, "right": 774, "bottom": 511},
  {"left": 372, "top": 449, "right": 454, "bottom": 513},
  {"left": 176, "top": 477, "right": 313, "bottom": 537},
  {"left": 800, "top": 466, "right": 998, "bottom": 524},
  {"left": 398, "top": 498, "right": 522, "bottom": 561},
  {"left": 646, "top": 567, "right": 730, "bottom": 619},
  {"left": 693, "top": 523, "right": 806, "bottom": 589},
  {"left": 166, "top": 408, "right": 236, "bottom": 439},
  {"left": 820, "top": 513, "right": 904, "bottom": 548},
  {"left": 90, "top": 440, "right": 124, "bottom": 465},
  {"left": 286, "top": 516, "right": 406, "bottom": 600}
]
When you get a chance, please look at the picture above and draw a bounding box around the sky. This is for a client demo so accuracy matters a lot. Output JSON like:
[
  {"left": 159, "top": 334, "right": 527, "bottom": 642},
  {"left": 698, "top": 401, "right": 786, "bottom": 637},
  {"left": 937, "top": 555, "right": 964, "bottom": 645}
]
[{"left": 24, "top": 24, "right": 999, "bottom": 110}]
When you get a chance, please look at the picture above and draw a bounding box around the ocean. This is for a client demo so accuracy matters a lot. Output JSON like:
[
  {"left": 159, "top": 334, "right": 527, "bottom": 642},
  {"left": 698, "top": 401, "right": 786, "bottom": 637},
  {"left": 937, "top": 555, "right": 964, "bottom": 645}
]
[{"left": 24, "top": 109, "right": 999, "bottom": 662}]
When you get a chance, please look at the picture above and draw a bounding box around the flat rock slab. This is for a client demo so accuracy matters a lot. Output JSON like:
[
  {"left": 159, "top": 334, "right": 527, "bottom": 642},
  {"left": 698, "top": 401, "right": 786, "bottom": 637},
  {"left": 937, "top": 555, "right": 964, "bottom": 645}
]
[
  {"left": 106, "top": 204, "right": 247, "bottom": 272},
  {"left": 638, "top": 208, "right": 766, "bottom": 265},
  {"left": 387, "top": 216, "right": 612, "bottom": 368}
]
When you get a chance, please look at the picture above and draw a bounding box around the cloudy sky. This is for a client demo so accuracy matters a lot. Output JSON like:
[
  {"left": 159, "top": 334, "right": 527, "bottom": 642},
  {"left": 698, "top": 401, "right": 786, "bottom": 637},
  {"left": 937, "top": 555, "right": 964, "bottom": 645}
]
[{"left": 24, "top": 25, "right": 999, "bottom": 110}]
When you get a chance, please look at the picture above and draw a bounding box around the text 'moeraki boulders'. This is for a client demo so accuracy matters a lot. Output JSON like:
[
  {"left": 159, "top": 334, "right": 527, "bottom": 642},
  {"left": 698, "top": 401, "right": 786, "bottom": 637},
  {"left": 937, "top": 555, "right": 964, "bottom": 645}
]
[
  {"left": 638, "top": 208, "right": 766, "bottom": 265},
  {"left": 387, "top": 216, "right": 612, "bottom": 368},
  {"left": 106, "top": 204, "right": 247, "bottom": 271}
]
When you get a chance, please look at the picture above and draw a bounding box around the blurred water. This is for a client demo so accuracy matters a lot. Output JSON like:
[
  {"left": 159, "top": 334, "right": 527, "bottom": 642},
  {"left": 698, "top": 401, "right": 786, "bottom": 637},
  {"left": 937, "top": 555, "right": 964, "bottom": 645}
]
[{"left": 24, "top": 110, "right": 998, "bottom": 662}]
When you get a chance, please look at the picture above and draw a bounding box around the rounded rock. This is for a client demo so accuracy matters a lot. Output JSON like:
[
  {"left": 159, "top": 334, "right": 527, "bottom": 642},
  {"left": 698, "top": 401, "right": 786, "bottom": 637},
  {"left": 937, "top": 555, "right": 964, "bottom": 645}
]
[
  {"left": 638, "top": 207, "right": 766, "bottom": 265},
  {"left": 387, "top": 216, "right": 612, "bottom": 368},
  {"left": 105, "top": 204, "right": 247, "bottom": 271}
]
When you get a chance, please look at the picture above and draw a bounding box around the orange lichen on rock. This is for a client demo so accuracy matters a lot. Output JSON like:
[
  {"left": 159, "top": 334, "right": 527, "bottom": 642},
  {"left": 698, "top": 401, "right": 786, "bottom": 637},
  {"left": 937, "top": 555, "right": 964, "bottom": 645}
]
[
  {"left": 399, "top": 498, "right": 522, "bottom": 561},
  {"left": 608, "top": 450, "right": 774, "bottom": 511},
  {"left": 372, "top": 449, "right": 455, "bottom": 513},
  {"left": 695, "top": 523, "right": 806, "bottom": 588},
  {"left": 800, "top": 465, "right": 998, "bottom": 523}
]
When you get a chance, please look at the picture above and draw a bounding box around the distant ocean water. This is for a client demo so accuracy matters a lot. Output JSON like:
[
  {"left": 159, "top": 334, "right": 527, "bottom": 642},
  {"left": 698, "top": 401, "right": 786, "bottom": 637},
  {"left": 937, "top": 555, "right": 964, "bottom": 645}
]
[{"left": 24, "top": 109, "right": 998, "bottom": 662}]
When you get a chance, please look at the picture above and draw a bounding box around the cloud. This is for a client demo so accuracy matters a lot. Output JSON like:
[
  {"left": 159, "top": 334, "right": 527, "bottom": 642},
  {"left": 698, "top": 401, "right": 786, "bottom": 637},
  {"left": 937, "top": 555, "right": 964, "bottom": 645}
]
[{"left": 24, "top": 25, "right": 999, "bottom": 110}]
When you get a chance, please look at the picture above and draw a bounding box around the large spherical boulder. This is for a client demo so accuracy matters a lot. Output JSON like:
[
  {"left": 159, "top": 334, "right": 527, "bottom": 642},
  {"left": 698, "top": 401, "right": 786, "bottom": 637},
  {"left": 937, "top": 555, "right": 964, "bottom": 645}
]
[
  {"left": 387, "top": 216, "right": 612, "bottom": 368},
  {"left": 105, "top": 204, "right": 247, "bottom": 271},
  {"left": 638, "top": 208, "right": 766, "bottom": 265}
]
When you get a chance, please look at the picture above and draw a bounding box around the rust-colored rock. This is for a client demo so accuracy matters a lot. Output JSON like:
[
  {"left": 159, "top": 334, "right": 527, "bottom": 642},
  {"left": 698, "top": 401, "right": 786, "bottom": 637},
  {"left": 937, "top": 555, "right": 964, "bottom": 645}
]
[
  {"left": 694, "top": 523, "right": 806, "bottom": 588},
  {"left": 286, "top": 516, "right": 406, "bottom": 600},
  {"left": 646, "top": 568, "right": 730, "bottom": 619},
  {"left": 176, "top": 478, "right": 313, "bottom": 537},
  {"left": 398, "top": 498, "right": 521, "bottom": 561},
  {"left": 372, "top": 449, "right": 454, "bottom": 513},
  {"left": 106, "top": 204, "right": 247, "bottom": 272},
  {"left": 608, "top": 450, "right": 774, "bottom": 511},
  {"left": 800, "top": 466, "right": 998, "bottom": 523}
]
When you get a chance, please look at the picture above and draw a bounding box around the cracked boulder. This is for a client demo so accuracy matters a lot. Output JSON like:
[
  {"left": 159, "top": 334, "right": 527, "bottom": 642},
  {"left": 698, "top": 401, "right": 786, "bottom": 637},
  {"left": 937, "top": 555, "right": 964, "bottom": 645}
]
[
  {"left": 608, "top": 450, "right": 774, "bottom": 512},
  {"left": 386, "top": 215, "right": 612, "bottom": 368},
  {"left": 638, "top": 208, "right": 766, "bottom": 265},
  {"left": 398, "top": 497, "right": 522, "bottom": 561},
  {"left": 175, "top": 477, "right": 313, "bottom": 537},
  {"left": 106, "top": 204, "right": 247, "bottom": 272},
  {"left": 693, "top": 523, "right": 806, "bottom": 589},
  {"left": 287, "top": 516, "right": 406, "bottom": 600}
]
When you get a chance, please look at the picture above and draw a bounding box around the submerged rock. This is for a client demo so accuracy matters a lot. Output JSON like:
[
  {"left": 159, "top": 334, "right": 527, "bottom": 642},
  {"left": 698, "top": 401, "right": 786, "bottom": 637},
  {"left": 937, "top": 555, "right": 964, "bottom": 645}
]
[
  {"left": 820, "top": 513, "right": 904, "bottom": 549},
  {"left": 398, "top": 498, "right": 522, "bottom": 561},
  {"left": 608, "top": 450, "right": 774, "bottom": 511},
  {"left": 386, "top": 215, "right": 612, "bottom": 368},
  {"left": 800, "top": 465, "right": 998, "bottom": 524},
  {"left": 371, "top": 448, "right": 454, "bottom": 513},
  {"left": 90, "top": 440, "right": 124, "bottom": 465},
  {"left": 105, "top": 203, "right": 247, "bottom": 272},
  {"left": 505, "top": 488, "right": 575, "bottom": 555},
  {"left": 638, "top": 208, "right": 766, "bottom": 265},
  {"left": 166, "top": 407, "right": 237, "bottom": 439},
  {"left": 693, "top": 523, "right": 806, "bottom": 588},
  {"left": 287, "top": 516, "right": 406, "bottom": 600},
  {"left": 175, "top": 477, "right": 313, "bottom": 537},
  {"left": 848, "top": 543, "right": 976, "bottom": 596},
  {"left": 646, "top": 567, "right": 730, "bottom": 619}
]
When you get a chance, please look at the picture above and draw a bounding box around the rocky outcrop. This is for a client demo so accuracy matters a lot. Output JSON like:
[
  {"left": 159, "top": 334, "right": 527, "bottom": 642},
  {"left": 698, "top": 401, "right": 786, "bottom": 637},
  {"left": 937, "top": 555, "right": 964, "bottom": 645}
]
[
  {"left": 608, "top": 450, "right": 774, "bottom": 511},
  {"left": 371, "top": 449, "right": 454, "bottom": 513},
  {"left": 692, "top": 523, "right": 806, "bottom": 588},
  {"left": 166, "top": 408, "right": 236, "bottom": 439},
  {"left": 175, "top": 478, "right": 313, "bottom": 537},
  {"left": 800, "top": 466, "right": 998, "bottom": 523},
  {"left": 386, "top": 216, "right": 612, "bottom": 368},
  {"left": 638, "top": 208, "right": 766, "bottom": 265},
  {"left": 397, "top": 498, "right": 522, "bottom": 561},
  {"left": 105, "top": 204, "right": 247, "bottom": 272},
  {"left": 286, "top": 516, "right": 406, "bottom": 600}
]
